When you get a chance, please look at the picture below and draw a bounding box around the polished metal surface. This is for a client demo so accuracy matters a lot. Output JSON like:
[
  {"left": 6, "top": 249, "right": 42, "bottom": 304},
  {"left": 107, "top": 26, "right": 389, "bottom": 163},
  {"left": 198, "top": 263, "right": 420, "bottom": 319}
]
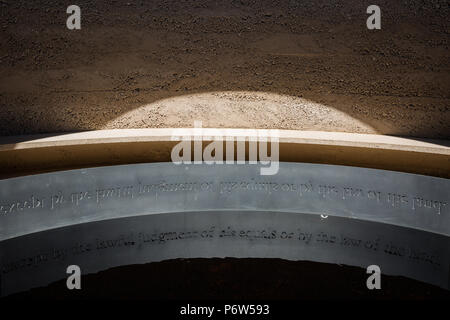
[
  {"left": 1, "top": 211, "right": 449, "bottom": 295},
  {"left": 0, "top": 162, "right": 449, "bottom": 295},
  {"left": 0, "top": 162, "right": 449, "bottom": 240}
]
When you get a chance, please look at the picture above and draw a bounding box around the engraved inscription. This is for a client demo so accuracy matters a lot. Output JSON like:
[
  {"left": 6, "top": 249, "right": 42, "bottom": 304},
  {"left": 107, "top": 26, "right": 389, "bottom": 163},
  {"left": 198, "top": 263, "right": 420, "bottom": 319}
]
[
  {"left": 1, "top": 224, "right": 443, "bottom": 276},
  {"left": 1, "top": 179, "right": 446, "bottom": 216}
]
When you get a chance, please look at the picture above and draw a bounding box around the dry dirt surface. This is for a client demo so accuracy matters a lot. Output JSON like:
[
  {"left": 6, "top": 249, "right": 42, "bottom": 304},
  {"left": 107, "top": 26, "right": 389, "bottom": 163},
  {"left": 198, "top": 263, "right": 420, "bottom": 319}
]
[{"left": 0, "top": 0, "right": 449, "bottom": 138}]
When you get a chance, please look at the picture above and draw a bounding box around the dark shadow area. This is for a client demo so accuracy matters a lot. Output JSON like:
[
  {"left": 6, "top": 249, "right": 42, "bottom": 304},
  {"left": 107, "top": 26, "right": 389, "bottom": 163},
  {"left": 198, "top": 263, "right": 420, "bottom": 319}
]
[
  {"left": 0, "top": 0, "right": 449, "bottom": 138},
  {"left": 5, "top": 258, "right": 450, "bottom": 300}
]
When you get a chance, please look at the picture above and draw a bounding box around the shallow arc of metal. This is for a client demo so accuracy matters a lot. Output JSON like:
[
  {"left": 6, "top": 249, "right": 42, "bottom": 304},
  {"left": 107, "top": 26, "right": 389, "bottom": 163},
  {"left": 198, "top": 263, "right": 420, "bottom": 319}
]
[
  {"left": 0, "top": 162, "right": 449, "bottom": 241},
  {"left": 0, "top": 162, "right": 449, "bottom": 295},
  {"left": 1, "top": 211, "right": 449, "bottom": 296}
]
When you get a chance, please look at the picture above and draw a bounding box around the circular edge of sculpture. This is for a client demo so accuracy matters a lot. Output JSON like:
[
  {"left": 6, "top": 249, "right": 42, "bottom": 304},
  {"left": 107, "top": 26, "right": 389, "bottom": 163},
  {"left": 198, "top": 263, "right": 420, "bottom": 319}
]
[
  {"left": 0, "top": 128, "right": 449, "bottom": 179},
  {"left": 1, "top": 211, "right": 449, "bottom": 295}
]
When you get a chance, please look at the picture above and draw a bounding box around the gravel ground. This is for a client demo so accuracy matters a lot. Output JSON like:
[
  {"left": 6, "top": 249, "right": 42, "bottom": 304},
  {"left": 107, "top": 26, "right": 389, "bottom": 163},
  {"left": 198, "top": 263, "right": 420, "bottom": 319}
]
[{"left": 0, "top": 0, "right": 449, "bottom": 138}]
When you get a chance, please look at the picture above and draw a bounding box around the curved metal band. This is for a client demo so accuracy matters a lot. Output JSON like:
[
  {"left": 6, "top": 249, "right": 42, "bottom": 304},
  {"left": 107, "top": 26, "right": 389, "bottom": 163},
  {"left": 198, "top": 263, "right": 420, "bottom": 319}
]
[
  {"left": 1, "top": 162, "right": 449, "bottom": 240},
  {"left": 0, "top": 162, "right": 449, "bottom": 295}
]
